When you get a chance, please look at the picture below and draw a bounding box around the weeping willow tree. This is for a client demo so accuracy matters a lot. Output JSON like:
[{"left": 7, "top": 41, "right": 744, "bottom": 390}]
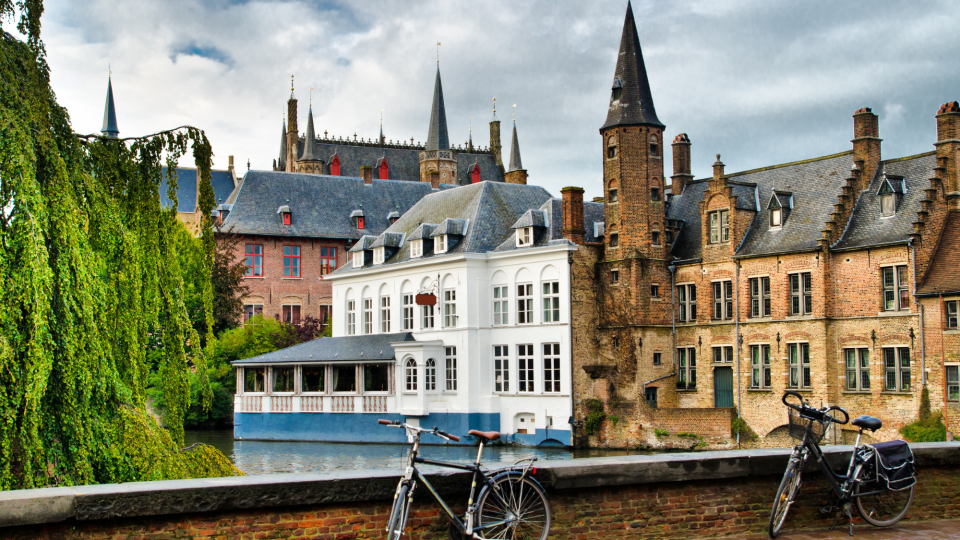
[{"left": 0, "top": 1, "right": 239, "bottom": 489}]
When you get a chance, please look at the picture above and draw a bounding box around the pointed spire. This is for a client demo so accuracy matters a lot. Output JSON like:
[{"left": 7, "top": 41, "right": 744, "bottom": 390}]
[
  {"left": 101, "top": 73, "right": 119, "bottom": 138},
  {"left": 278, "top": 119, "right": 287, "bottom": 169},
  {"left": 300, "top": 105, "right": 318, "bottom": 161},
  {"left": 508, "top": 115, "right": 523, "bottom": 172},
  {"left": 602, "top": 1, "right": 663, "bottom": 130},
  {"left": 425, "top": 67, "right": 449, "bottom": 151}
]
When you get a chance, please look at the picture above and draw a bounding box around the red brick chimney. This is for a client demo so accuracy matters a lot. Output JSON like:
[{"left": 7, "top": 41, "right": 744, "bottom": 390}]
[
  {"left": 671, "top": 133, "right": 692, "bottom": 195},
  {"left": 936, "top": 101, "right": 960, "bottom": 200},
  {"left": 360, "top": 165, "right": 373, "bottom": 185},
  {"left": 852, "top": 107, "right": 881, "bottom": 184},
  {"left": 561, "top": 186, "right": 585, "bottom": 244}
]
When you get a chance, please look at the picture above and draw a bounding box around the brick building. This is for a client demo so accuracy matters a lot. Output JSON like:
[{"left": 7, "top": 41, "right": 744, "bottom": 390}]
[{"left": 566, "top": 2, "right": 960, "bottom": 446}]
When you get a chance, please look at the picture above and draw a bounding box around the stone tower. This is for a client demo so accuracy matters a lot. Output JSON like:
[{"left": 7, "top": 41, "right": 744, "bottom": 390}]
[
  {"left": 490, "top": 100, "right": 503, "bottom": 174},
  {"left": 101, "top": 75, "right": 119, "bottom": 138},
  {"left": 600, "top": 1, "right": 666, "bottom": 256},
  {"left": 504, "top": 118, "right": 528, "bottom": 185},
  {"left": 419, "top": 67, "right": 457, "bottom": 187},
  {"left": 286, "top": 78, "right": 298, "bottom": 172}
]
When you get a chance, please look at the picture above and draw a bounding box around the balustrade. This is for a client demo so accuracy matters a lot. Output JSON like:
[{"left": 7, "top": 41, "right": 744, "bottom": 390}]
[
  {"left": 332, "top": 395, "right": 355, "bottom": 412},
  {"left": 301, "top": 396, "right": 324, "bottom": 412},
  {"left": 363, "top": 395, "right": 387, "bottom": 413},
  {"left": 241, "top": 395, "right": 263, "bottom": 412},
  {"left": 271, "top": 395, "right": 293, "bottom": 412}
]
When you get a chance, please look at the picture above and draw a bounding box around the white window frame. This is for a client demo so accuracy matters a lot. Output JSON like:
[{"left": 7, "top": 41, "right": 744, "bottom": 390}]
[
  {"left": 380, "top": 296, "right": 391, "bottom": 333},
  {"left": 516, "top": 227, "right": 533, "bottom": 247},
  {"left": 425, "top": 358, "right": 437, "bottom": 392},
  {"left": 242, "top": 367, "right": 266, "bottom": 394},
  {"left": 770, "top": 208, "right": 782, "bottom": 228},
  {"left": 493, "top": 285, "right": 509, "bottom": 326},
  {"left": 331, "top": 364, "right": 359, "bottom": 394},
  {"left": 709, "top": 209, "right": 730, "bottom": 244},
  {"left": 404, "top": 359, "right": 418, "bottom": 393},
  {"left": 363, "top": 297, "right": 373, "bottom": 334},
  {"left": 947, "top": 300, "right": 958, "bottom": 329},
  {"left": 421, "top": 303, "right": 435, "bottom": 329},
  {"left": 410, "top": 240, "right": 423, "bottom": 259},
  {"left": 402, "top": 294, "right": 414, "bottom": 330},
  {"left": 517, "top": 283, "right": 534, "bottom": 325},
  {"left": 435, "top": 235, "right": 448, "bottom": 254},
  {"left": 445, "top": 346, "right": 458, "bottom": 392},
  {"left": 880, "top": 193, "right": 896, "bottom": 217},
  {"left": 373, "top": 246, "right": 385, "bottom": 265},
  {"left": 352, "top": 251, "right": 364, "bottom": 268},
  {"left": 443, "top": 288, "right": 457, "bottom": 328},
  {"left": 543, "top": 343, "right": 561, "bottom": 393},
  {"left": 518, "top": 344, "right": 535, "bottom": 393},
  {"left": 494, "top": 345, "right": 510, "bottom": 393},
  {"left": 347, "top": 300, "right": 356, "bottom": 335},
  {"left": 542, "top": 281, "right": 560, "bottom": 323}
]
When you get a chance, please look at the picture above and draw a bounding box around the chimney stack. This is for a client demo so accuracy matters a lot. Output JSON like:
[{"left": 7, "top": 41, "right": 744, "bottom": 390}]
[
  {"left": 360, "top": 166, "right": 373, "bottom": 185},
  {"left": 228, "top": 155, "right": 235, "bottom": 174},
  {"left": 852, "top": 107, "right": 881, "bottom": 184},
  {"left": 936, "top": 101, "right": 960, "bottom": 200},
  {"left": 671, "top": 133, "right": 692, "bottom": 195},
  {"left": 712, "top": 154, "right": 725, "bottom": 181},
  {"left": 561, "top": 187, "right": 585, "bottom": 244}
]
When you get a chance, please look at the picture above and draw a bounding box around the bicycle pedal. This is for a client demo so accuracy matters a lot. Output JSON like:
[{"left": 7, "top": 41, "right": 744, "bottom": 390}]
[{"left": 819, "top": 505, "right": 835, "bottom": 515}]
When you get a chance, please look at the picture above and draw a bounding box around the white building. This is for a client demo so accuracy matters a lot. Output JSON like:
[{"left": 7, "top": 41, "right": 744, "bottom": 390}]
[{"left": 234, "top": 181, "right": 595, "bottom": 446}]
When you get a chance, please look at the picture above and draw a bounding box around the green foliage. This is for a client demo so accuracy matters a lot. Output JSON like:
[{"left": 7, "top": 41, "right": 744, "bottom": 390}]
[
  {"left": 900, "top": 410, "right": 946, "bottom": 443},
  {"left": 654, "top": 428, "right": 669, "bottom": 438},
  {"left": 731, "top": 416, "right": 758, "bottom": 442},
  {"left": 610, "top": 416, "right": 619, "bottom": 427},
  {"left": 584, "top": 398, "right": 606, "bottom": 436},
  {"left": 918, "top": 386, "right": 932, "bottom": 422},
  {"left": 210, "top": 225, "right": 248, "bottom": 336},
  {"left": 0, "top": 10, "right": 238, "bottom": 489},
  {"left": 676, "top": 432, "right": 698, "bottom": 438}
]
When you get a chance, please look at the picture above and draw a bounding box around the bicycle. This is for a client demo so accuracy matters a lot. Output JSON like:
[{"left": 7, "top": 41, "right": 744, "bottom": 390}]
[
  {"left": 769, "top": 392, "right": 915, "bottom": 538},
  {"left": 378, "top": 419, "right": 551, "bottom": 540}
]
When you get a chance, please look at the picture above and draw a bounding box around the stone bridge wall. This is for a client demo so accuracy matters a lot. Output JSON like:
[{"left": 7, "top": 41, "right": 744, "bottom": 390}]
[{"left": 1, "top": 443, "right": 958, "bottom": 539}]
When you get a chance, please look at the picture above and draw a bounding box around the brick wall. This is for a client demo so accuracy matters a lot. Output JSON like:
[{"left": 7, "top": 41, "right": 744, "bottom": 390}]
[{"left": 4, "top": 445, "right": 958, "bottom": 540}]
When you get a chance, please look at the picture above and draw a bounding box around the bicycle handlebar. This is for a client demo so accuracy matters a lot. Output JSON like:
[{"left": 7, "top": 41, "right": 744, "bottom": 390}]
[
  {"left": 377, "top": 419, "right": 460, "bottom": 442},
  {"left": 825, "top": 406, "right": 850, "bottom": 425},
  {"left": 781, "top": 392, "right": 850, "bottom": 425}
]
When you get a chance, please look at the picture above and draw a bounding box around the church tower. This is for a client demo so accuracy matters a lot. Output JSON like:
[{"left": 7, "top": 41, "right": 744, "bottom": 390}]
[
  {"left": 504, "top": 116, "right": 528, "bottom": 185},
  {"left": 419, "top": 67, "right": 457, "bottom": 187},
  {"left": 601, "top": 1, "right": 666, "bottom": 256},
  {"left": 286, "top": 77, "right": 298, "bottom": 172},
  {"left": 101, "top": 74, "right": 119, "bottom": 138}
]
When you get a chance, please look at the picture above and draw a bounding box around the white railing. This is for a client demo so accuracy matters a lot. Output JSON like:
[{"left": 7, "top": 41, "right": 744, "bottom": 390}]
[
  {"left": 271, "top": 395, "right": 293, "bottom": 412},
  {"left": 332, "top": 395, "right": 355, "bottom": 412},
  {"left": 363, "top": 396, "right": 388, "bottom": 413},
  {"left": 301, "top": 396, "right": 324, "bottom": 412},
  {"left": 241, "top": 395, "right": 263, "bottom": 412}
]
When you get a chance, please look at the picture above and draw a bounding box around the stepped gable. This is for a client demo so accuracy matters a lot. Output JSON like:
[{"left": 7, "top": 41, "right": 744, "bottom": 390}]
[
  {"left": 666, "top": 181, "right": 709, "bottom": 262},
  {"left": 917, "top": 212, "right": 960, "bottom": 295},
  {"left": 332, "top": 182, "right": 555, "bottom": 272},
  {"left": 601, "top": 1, "right": 663, "bottom": 130},
  {"left": 730, "top": 152, "right": 853, "bottom": 258},
  {"left": 833, "top": 152, "right": 936, "bottom": 251},
  {"left": 233, "top": 333, "right": 416, "bottom": 364},
  {"left": 223, "top": 170, "right": 446, "bottom": 239}
]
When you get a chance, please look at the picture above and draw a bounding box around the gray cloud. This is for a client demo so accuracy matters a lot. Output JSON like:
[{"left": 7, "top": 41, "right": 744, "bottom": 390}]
[{"left": 39, "top": 0, "right": 960, "bottom": 199}]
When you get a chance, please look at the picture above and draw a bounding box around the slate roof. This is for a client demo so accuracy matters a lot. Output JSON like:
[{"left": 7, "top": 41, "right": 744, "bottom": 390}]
[
  {"left": 210, "top": 169, "right": 236, "bottom": 205},
  {"left": 332, "top": 182, "right": 562, "bottom": 273},
  {"left": 508, "top": 121, "right": 523, "bottom": 172},
  {"left": 223, "top": 171, "right": 446, "bottom": 239},
  {"left": 512, "top": 209, "right": 546, "bottom": 229},
  {"left": 425, "top": 67, "right": 450, "bottom": 151},
  {"left": 666, "top": 181, "right": 709, "bottom": 262},
  {"left": 833, "top": 152, "right": 935, "bottom": 251},
  {"left": 728, "top": 151, "right": 853, "bottom": 258},
  {"left": 601, "top": 1, "right": 663, "bottom": 130},
  {"left": 160, "top": 167, "right": 198, "bottom": 213},
  {"left": 917, "top": 211, "right": 960, "bottom": 296},
  {"left": 232, "top": 333, "right": 417, "bottom": 364}
]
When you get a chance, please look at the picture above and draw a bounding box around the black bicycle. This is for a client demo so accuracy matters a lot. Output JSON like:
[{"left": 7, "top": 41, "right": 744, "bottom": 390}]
[
  {"left": 378, "top": 419, "right": 551, "bottom": 540},
  {"left": 769, "top": 392, "right": 915, "bottom": 537}
]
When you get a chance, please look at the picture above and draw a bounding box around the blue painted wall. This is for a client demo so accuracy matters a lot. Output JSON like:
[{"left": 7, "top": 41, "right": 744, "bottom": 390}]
[
  {"left": 234, "top": 412, "right": 501, "bottom": 445},
  {"left": 507, "top": 428, "right": 571, "bottom": 447}
]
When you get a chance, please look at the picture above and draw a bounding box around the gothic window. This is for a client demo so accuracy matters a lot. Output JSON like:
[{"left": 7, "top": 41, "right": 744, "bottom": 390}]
[{"left": 649, "top": 134, "right": 659, "bottom": 156}]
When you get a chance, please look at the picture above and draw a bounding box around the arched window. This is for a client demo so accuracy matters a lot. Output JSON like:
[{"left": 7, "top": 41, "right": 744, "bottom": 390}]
[
  {"left": 379, "top": 158, "right": 389, "bottom": 180},
  {"left": 405, "top": 359, "right": 418, "bottom": 391},
  {"left": 425, "top": 359, "right": 437, "bottom": 391},
  {"left": 608, "top": 179, "right": 619, "bottom": 203},
  {"left": 607, "top": 137, "right": 617, "bottom": 159},
  {"left": 471, "top": 164, "right": 481, "bottom": 184},
  {"left": 649, "top": 134, "right": 659, "bottom": 157},
  {"left": 330, "top": 154, "right": 341, "bottom": 176}
]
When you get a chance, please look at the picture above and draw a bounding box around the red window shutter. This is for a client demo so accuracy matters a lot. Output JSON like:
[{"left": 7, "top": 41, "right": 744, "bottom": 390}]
[
  {"left": 283, "top": 213, "right": 291, "bottom": 225},
  {"left": 471, "top": 166, "right": 481, "bottom": 184},
  {"left": 379, "top": 160, "right": 389, "bottom": 180},
  {"left": 331, "top": 155, "right": 341, "bottom": 176},
  {"left": 358, "top": 216, "right": 365, "bottom": 229}
]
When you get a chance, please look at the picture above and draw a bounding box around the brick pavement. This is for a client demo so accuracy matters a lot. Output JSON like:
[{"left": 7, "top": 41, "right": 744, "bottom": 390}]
[{"left": 731, "top": 519, "right": 959, "bottom": 539}]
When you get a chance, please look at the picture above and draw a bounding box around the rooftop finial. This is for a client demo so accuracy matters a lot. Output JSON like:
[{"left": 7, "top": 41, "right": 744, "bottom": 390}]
[
  {"left": 436, "top": 41, "right": 441, "bottom": 65},
  {"left": 291, "top": 74, "right": 294, "bottom": 92},
  {"left": 469, "top": 116, "right": 472, "bottom": 133},
  {"left": 513, "top": 104, "right": 516, "bottom": 122},
  {"left": 108, "top": 63, "right": 111, "bottom": 78},
  {"left": 310, "top": 87, "right": 313, "bottom": 106},
  {"left": 493, "top": 97, "right": 496, "bottom": 114}
]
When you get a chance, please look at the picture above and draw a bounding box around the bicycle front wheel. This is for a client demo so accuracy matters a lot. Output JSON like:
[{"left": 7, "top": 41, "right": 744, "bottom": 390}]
[
  {"left": 476, "top": 473, "right": 551, "bottom": 540},
  {"left": 769, "top": 459, "right": 803, "bottom": 538},
  {"left": 387, "top": 482, "right": 412, "bottom": 540},
  {"left": 855, "top": 478, "right": 914, "bottom": 527}
]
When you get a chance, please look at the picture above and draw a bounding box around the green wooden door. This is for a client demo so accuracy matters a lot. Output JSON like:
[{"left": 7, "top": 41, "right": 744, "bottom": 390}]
[{"left": 714, "top": 367, "right": 734, "bottom": 408}]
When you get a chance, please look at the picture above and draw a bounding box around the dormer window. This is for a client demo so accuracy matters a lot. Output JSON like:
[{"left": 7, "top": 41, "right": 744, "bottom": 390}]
[
  {"left": 435, "top": 235, "right": 447, "bottom": 254},
  {"left": 410, "top": 240, "right": 423, "bottom": 258},
  {"left": 878, "top": 175, "right": 904, "bottom": 218},
  {"left": 353, "top": 251, "right": 364, "bottom": 268},
  {"left": 330, "top": 154, "right": 341, "bottom": 176},
  {"left": 358, "top": 216, "right": 365, "bottom": 229},
  {"left": 351, "top": 209, "right": 365, "bottom": 229},
  {"left": 517, "top": 226, "right": 533, "bottom": 247},
  {"left": 373, "top": 247, "right": 385, "bottom": 265},
  {"left": 880, "top": 194, "right": 895, "bottom": 216},
  {"left": 277, "top": 205, "right": 292, "bottom": 225},
  {"left": 471, "top": 163, "right": 481, "bottom": 184},
  {"left": 611, "top": 79, "right": 622, "bottom": 101},
  {"left": 767, "top": 191, "right": 792, "bottom": 230},
  {"left": 283, "top": 213, "right": 291, "bottom": 225},
  {"left": 771, "top": 208, "right": 782, "bottom": 227}
]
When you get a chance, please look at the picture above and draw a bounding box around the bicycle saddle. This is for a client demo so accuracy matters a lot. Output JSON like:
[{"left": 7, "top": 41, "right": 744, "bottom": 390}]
[
  {"left": 468, "top": 430, "right": 501, "bottom": 442},
  {"left": 851, "top": 415, "right": 882, "bottom": 431}
]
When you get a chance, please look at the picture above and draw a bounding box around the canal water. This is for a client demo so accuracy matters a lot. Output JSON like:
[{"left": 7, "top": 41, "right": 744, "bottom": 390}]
[{"left": 186, "top": 429, "right": 650, "bottom": 475}]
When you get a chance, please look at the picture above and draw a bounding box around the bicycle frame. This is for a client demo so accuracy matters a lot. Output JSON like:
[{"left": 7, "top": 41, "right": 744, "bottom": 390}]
[
  {"left": 797, "top": 423, "right": 884, "bottom": 502},
  {"left": 394, "top": 428, "right": 533, "bottom": 538}
]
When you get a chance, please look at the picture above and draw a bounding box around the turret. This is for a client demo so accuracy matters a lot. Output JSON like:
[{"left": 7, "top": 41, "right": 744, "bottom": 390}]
[
  {"left": 298, "top": 104, "right": 323, "bottom": 174},
  {"left": 504, "top": 115, "right": 528, "bottom": 185},
  {"left": 419, "top": 66, "right": 457, "bottom": 186},
  {"left": 101, "top": 75, "right": 119, "bottom": 138},
  {"left": 490, "top": 98, "right": 503, "bottom": 172},
  {"left": 286, "top": 75, "right": 298, "bottom": 172}
]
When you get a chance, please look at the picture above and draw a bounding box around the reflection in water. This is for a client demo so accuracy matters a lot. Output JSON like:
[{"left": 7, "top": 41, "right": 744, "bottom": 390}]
[{"left": 185, "top": 429, "right": 649, "bottom": 476}]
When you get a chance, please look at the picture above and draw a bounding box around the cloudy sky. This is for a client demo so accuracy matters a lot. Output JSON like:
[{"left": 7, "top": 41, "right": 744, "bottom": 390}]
[{"left": 25, "top": 0, "right": 960, "bottom": 198}]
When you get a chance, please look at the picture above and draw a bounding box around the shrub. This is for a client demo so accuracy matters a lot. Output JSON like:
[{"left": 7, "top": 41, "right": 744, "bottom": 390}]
[
  {"left": 900, "top": 411, "right": 946, "bottom": 442},
  {"left": 654, "top": 428, "right": 669, "bottom": 438},
  {"left": 732, "top": 416, "right": 758, "bottom": 442},
  {"left": 677, "top": 432, "right": 698, "bottom": 438},
  {"left": 584, "top": 399, "right": 607, "bottom": 436}
]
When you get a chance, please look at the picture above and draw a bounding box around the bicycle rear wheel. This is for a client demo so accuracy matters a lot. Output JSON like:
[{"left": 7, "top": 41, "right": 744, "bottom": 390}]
[
  {"left": 387, "top": 482, "right": 412, "bottom": 540},
  {"left": 854, "top": 479, "right": 914, "bottom": 527},
  {"left": 769, "top": 459, "right": 802, "bottom": 538},
  {"left": 476, "top": 473, "right": 551, "bottom": 540}
]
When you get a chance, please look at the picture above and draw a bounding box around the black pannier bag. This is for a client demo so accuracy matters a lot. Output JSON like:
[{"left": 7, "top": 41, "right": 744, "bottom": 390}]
[{"left": 863, "top": 440, "right": 916, "bottom": 491}]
